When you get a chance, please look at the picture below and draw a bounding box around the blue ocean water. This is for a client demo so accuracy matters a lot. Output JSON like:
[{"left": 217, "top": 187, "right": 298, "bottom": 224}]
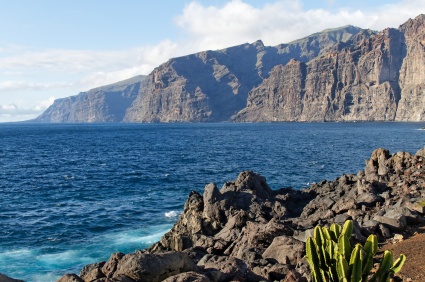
[{"left": 0, "top": 122, "right": 424, "bottom": 281}]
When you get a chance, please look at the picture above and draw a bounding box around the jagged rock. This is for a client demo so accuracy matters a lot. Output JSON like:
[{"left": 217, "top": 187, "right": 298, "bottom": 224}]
[
  {"left": 60, "top": 146, "right": 425, "bottom": 282},
  {"left": 162, "top": 271, "right": 211, "bottom": 282},
  {"left": 267, "top": 264, "right": 294, "bottom": 281},
  {"left": 102, "top": 252, "right": 125, "bottom": 278},
  {"left": 80, "top": 261, "right": 106, "bottom": 281},
  {"left": 373, "top": 210, "right": 407, "bottom": 232},
  {"left": 113, "top": 251, "right": 197, "bottom": 282},
  {"left": 56, "top": 274, "right": 84, "bottom": 282},
  {"left": 91, "top": 275, "right": 135, "bottom": 282},
  {"left": 197, "top": 254, "right": 260, "bottom": 282},
  {"left": 262, "top": 235, "right": 305, "bottom": 265},
  {"left": 283, "top": 270, "right": 308, "bottom": 282}
]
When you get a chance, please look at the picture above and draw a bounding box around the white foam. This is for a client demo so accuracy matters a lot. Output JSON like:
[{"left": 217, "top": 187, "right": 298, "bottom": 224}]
[
  {"left": 164, "top": 210, "right": 180, "bottom": 218},
  {"left": 0, "top": 248, "right": 33, "bottom": 259},
  {"left": 0, "top": 225, "right": 173, "bottom": 281},
  {"left": 31, "top": 272, "right": 61, "bottom": 282},
  {"left": 100, "top": 224, "right": 172, "bottom": 248}
]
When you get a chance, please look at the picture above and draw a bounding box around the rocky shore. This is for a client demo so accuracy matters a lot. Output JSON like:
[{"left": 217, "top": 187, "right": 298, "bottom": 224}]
[{"left": 4, "top": 147, "right": 425, "bottom": 282}]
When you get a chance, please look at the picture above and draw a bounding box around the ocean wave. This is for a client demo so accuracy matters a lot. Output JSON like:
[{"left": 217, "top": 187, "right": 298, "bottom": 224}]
[{"left": 164, "top": 211, "right": 180, "bottom": 218}]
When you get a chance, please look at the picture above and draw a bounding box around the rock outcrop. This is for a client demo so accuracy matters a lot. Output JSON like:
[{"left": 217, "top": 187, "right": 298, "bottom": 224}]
[
  {"left": 35, "top": 76, "right": 145, "bottom": 122},
  {"left": 233, "top": 25, "right": 408, "bottom": 121},
  {"left": 56, "top": 146, "right": 425, "bottom": 281}
]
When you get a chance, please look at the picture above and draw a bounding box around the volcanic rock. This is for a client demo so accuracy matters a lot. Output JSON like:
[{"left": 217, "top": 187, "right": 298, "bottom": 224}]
[{"left": 55, "top": 146, "right": 425, "bottom": 282}]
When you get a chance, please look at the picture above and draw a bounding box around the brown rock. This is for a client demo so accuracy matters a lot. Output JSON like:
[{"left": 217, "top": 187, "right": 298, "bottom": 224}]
[
  {"left": 262, "top": 235, "right": 305, "bottom": 265},
  {"left": 162, "top": 271, "right": 211, "bottom": 282},
  {"left": 113, "top": 251, "right": 197, "bottom": 282},
  {"left": 197, "top": 254, "right": 248, "bottom": 282},
  {"left": 102, "top": 252, "right": 125, "bottom": 278},
  {"left": 0, "top": 273, "right": 24, "bottom": 282},
  {"left": 283, "top": 270, "right": 308, "bottom": 282},
  {"left": 56, "top": 274, "right": 84, "bottom": 282},
  {"left": 80, "top": 261, "right": 105, "bottom": 281},
  {"left": 91, "top": 275, "right": 135, "bottom": 282}
]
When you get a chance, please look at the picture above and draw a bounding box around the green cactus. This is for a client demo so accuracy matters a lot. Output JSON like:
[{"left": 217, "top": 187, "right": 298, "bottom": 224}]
[{"left": 305, "top": 220, "right": 406, "bottom": 282}]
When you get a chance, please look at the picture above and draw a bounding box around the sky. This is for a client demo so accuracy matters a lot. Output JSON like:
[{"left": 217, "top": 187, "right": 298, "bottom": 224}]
[{"left": 1, "top": 0, "right": 425, "bottom": 122}]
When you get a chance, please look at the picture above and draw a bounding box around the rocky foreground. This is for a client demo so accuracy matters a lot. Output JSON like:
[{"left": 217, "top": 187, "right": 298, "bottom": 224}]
[{"left": 27, "top": 147, "right": 425, "bottom": 281}]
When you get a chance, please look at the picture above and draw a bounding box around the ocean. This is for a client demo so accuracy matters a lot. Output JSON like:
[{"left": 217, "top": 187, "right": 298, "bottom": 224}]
[{"left": 0, "top": 122, "right": 424, "bottom": 281}]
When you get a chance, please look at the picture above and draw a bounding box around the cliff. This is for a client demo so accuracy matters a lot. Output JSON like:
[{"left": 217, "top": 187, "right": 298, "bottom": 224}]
[
  {"left": 52, "top": 146, "right": 425, "bottom": 282},
  {"left": 36, "top": 15, "right": 425, "bottom": 123},
  {"left": 35, "top": 75, "right": 145, "bottom": 122},
  {"left": 123, "top": 25, "right": 362, "bottom": 122}
]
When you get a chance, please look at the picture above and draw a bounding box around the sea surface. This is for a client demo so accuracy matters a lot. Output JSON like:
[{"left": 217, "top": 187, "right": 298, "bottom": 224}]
[{"left": 0, "top": 122, "right": 424, "bottom": 281}]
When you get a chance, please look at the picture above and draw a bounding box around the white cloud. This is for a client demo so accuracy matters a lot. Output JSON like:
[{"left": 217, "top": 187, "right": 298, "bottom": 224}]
[
  {"left": 175, "top": 0, "right": 425, "bottom": 49},
  {"left": 0, "top": 104, "right": 18, "bottom": 111},
  {"left": 34, "top": 97, "right": 55, "bottom": 111},
  {"left": 77, "top": 40, "right": 181, "bottom": 90},
  {"left": 0, "top": 40, "right": 180, "bottom": 75},
  {"left": 0, "top": 97, "right": 55, "bottom": 122},
  {"left": 0, "top": 81, "right": 73, "bottom": 92}
]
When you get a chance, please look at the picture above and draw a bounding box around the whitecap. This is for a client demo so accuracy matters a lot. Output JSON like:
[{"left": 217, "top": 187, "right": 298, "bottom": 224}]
[
  {"left": 0, "top": 248, "right": 34, "bottom": 263},
  {"left": 31, "top": 272, "right": 61, "bottom": 282},
  {"left": 164, "top": 211, "right": 180, "bottom": 218},
  {"left": 100, "top": 225, "right": 172, "bottom": 248},
  {"left": 36, "top": 250, "right": 94, "bottom": 269}
]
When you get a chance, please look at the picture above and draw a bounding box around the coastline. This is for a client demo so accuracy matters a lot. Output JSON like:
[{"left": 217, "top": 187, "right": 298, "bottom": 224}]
[{"left": 47, "top": 146, "right": 425, "bottom": 282}]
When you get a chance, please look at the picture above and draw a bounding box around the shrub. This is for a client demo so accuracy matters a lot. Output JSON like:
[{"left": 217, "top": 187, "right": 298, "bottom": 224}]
[{"left": 305, "top": 220, "right": 406, "bottom": 282}]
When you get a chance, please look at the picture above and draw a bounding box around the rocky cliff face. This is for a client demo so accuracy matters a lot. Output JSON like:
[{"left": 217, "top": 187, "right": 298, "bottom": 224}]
[
  {"left": 233, "top": 24, "right": 411, "bottom": 121},
  {"left": 36, "top": 15, "right": 425, "bottom": 123},
  {"left": 124, "top": 25, "right": 363, "bottom": 122},
  {"left": 35, "top": 76, "right": 145, "bottom": 122},
  {"left": 396, "top": 15, "right": 425, "bottom": 120}
]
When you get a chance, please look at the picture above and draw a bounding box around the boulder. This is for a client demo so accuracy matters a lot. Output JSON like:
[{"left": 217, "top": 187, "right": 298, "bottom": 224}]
[
  {"left": 373, "top": 208, "right": 407, "bottom": 232},
  {"left": 262, "top": 235, "right": 305, "bottom": 265},
  {"left": 113, "top": 251, "right": 197, "bottom": 282},
  {"left": 56, "top": 274, "right": 84, "bottom": 282},
  {"left": 0, "top": 273, "right": 24, "bottom": 282},
  {"left": 80, "top": 261, "right": 105, "bottom": 281},
  {"left": 91, "top": 275, "right": 135, "bottom": 282},
  {"left": 197, "top": 254, "right": 253, "bottom": 282},
  {"left": 162, "top": 271, "right": 211, "bottom": 282},
  {"left": 102, "top": 252, "right": 125, "bottom": 278},
  {"left": 283, "top": 270, "right": 308, "bottom": 282}
]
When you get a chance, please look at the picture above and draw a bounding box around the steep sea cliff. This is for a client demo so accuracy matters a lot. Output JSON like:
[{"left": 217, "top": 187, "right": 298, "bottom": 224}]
[{"left": 36, "top": 15, "right": 425, "bottom": 123}]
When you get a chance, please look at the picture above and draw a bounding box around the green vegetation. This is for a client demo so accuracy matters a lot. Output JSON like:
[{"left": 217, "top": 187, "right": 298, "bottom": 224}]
[{"left": 305, "top": 220, "right": 406, "bottom": 282}]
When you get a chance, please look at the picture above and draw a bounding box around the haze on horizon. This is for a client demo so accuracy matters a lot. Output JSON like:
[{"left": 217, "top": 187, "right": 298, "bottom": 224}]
[{"left": 1, "top": 0, "right": 424, "bottom": 122}]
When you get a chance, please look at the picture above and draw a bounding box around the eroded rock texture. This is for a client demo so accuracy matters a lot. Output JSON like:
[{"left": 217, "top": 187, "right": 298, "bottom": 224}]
[{"left": 123, "top": 25, "right": 366, "bottom": 122}]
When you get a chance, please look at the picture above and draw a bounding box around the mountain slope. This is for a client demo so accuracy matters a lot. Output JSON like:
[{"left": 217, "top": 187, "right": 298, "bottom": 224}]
[{"left": 35, "top": 75, "right": 145, "bottom": 122}]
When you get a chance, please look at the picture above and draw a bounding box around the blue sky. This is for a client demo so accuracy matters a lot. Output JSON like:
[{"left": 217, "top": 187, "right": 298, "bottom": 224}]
[{"left": 0, "top": 0, "right": 423, "bottom": 122}]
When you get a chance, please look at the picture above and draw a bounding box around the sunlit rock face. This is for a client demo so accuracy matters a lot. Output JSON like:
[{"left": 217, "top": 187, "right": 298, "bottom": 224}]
[{"left": 37, "top": 15, "right": 425, "bottom": 123}]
